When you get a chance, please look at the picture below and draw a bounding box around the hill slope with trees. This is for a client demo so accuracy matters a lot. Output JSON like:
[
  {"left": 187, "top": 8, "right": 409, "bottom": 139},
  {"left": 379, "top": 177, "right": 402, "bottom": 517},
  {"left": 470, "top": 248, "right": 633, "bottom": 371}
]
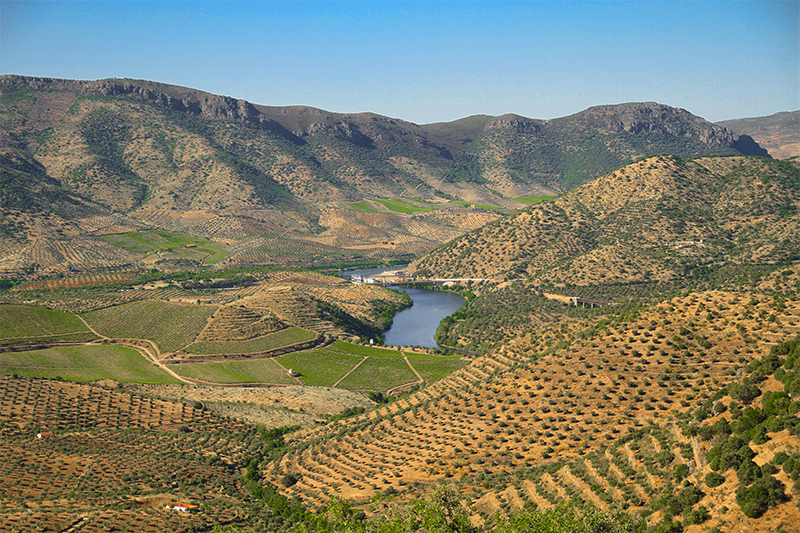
[{"left": 414, "top": 155, "right": 800, "bottom": 284}]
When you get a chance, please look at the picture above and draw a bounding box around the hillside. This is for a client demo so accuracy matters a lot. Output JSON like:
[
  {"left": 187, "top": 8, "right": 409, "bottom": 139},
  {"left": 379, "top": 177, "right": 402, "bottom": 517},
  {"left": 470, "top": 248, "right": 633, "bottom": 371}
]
[
  {"left": 719, "top": 110, "right": 800, "bottom": 160},
  {"left": 0, "top": 75, "right": 769, "bottom": 276},
  {"left": 4, "top": 282, "right": 799, "bottom": 532},
  {"left": 414, "top": 155, "right": 800, "bottom": 284},
  {"left": 257, "top": 287, "right": 800, "bottom": 532}
]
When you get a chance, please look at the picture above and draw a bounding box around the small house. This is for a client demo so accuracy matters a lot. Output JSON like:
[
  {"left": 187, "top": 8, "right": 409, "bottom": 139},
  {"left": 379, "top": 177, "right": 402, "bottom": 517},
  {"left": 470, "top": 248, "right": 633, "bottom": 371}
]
[
  {"left": 166, "top": 502, "right": 198, "bottom": 512},
  {"left": 37, "top": 431, "right": 52, "bottom": 439}
]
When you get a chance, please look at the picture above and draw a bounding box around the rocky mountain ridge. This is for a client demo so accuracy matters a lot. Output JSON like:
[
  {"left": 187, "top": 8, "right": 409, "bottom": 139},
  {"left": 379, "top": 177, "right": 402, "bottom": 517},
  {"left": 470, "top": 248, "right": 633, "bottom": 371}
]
[{"left": 0, "top": 75, "right": 774, "bottom": 275}]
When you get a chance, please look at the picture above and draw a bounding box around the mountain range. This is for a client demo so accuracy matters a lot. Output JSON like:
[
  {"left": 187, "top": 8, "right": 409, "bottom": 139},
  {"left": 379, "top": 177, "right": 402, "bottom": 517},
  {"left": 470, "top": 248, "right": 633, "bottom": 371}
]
[{"left": 0, "top": 75, "right": 776, "bottom": 276}]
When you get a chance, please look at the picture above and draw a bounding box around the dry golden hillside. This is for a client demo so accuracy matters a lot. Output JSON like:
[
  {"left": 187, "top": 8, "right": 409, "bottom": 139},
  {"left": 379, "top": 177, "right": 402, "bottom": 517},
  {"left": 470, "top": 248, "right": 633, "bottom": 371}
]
[
  {"left": 415, "top": 155, "right": 800, "bottom": 284},
  {"left": 266, "top": 290, "right": 800, "bottom": 531}
]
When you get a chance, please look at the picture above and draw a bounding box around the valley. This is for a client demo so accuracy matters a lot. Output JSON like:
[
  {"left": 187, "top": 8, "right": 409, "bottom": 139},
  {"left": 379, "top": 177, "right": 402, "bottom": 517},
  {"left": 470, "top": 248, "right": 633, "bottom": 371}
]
[{"left": 1, "top": 75, "right": 800, "bottom": 533}]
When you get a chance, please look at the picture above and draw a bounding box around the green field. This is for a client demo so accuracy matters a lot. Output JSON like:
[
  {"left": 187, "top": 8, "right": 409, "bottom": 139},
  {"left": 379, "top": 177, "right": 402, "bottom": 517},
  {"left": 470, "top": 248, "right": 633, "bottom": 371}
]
[
  {"left": 512, "top": 194, "right": 557, "bottom": 204},
  {"left": 0, "top": 305, "right": 90, "bottom": 339},
  {"left": 406, "top": 354, "right": 469, "bottom": 382},
  {"left": 277, "top": 348, "right": 364, "bottom": 387},
  {"left": 101, "top": 230, "right": 208, "bottom": 253},
  {"left": 0, "top": 345, "right": 180, "bottom": 384},
  {"left": 336, "top": 353, "right": 416, "bottom": 391},
  {"left": 375, "top": 199, "right": 431, "bottom": 213},
  {"left": 184, "top": 327, "right": 316, "bottom": 355},
  {"left": 327, "top": 340, "right": 401, "bottom": 357},
  {"left": 169, "top": 358, "right": 296, "bottom": 384},
  {"left": 406, "top": 197, "right": 433, "bottom": 205},
  {"left": 197, "top": 242, "right": 228, "bottom": 265},
  {"left": 82, "top": 301, "right": 216, "bottom": 353},
  {"left": 348, "top": 201, "right": 379, "bottom": 212}
]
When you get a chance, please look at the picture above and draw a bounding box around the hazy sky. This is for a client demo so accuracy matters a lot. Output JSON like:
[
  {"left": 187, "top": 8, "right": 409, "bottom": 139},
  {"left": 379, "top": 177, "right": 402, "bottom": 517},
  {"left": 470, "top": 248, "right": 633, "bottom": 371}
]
[{"left": 2, "top": 1, "right": 798, "bottom": 124}]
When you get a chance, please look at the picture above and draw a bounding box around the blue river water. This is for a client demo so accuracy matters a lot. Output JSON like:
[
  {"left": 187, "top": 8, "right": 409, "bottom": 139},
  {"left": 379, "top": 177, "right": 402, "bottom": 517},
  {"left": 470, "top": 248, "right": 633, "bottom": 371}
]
[{"left": 338, "top": 266, "right": 465, "bottom": 348}]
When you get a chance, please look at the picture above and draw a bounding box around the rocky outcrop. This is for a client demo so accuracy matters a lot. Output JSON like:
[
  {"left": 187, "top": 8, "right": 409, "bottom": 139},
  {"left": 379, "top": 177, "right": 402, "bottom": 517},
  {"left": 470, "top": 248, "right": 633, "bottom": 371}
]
[
  {"left": 564, "top": 102, "right": 769, "bottom": 157},
  {"left": 485, "top": 114, "right": 543, "bottom": 132}
]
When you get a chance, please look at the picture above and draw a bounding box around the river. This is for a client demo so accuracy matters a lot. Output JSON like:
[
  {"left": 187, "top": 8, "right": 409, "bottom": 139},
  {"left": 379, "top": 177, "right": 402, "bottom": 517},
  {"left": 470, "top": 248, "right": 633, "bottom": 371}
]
[{"left": 338, "top": 266, "right": 465, "bottom": 348}]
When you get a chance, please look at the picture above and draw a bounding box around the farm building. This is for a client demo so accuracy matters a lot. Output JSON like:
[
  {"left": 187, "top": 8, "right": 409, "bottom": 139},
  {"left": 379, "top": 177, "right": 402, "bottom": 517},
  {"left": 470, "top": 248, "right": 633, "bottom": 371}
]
[
  {"left": 165, "top": 502, "right": 198, "bottom": 512},
  {"left": 36, "top": 431, "right": 53, "bottom": 439}
]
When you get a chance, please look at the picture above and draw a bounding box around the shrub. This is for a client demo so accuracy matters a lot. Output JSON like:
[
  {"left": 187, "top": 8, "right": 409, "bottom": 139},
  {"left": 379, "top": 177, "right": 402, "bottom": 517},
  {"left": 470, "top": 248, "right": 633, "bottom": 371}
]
[
  {"left": 673, "top": 464, "right": 689, "bottom": 482},
  {"left": 281, "top": 473, "right": 299, "bottom": 487},
  {"left": 735, "top": 475, "right": 787, "bottom": 518},
  {"left": 683, "top": 506, "right": 709, "bottom": 525},
  {"left": 705, "top": 471, "right": 725, "bottom": 488}
]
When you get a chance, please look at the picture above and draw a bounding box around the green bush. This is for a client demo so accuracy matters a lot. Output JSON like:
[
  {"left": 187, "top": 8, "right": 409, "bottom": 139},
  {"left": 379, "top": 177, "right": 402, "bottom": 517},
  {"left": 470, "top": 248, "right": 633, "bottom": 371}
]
[
  {"left": 735, "top": 475, "right": 787, "bottom": 518},
  {"left": 673, "top": 464, "right": 689, "bottom": 482},
  {"left": 705, "top": 471, "right": 725, "bottom": 488},
  {"left": 707, "top": 435, "right": 753, "bottom": 471}
]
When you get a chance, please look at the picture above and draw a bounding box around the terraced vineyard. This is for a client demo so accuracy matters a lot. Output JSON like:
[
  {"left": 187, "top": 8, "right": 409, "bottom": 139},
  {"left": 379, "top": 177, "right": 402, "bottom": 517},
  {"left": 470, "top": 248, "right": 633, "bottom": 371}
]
[
  {"left": 0, "top": 376, "right": 248, "bottom": 434},
  {"left": 22, "top": 236, "right": 143, "bottom": 276},
  {"left": 183, "top": 327, "right": 317, "bottom": 357},
  {"left": 75, "top": 214, "right": 140, "bottom": 235},
  {"left": 16, "top": 271, "right": 138, "bottom": 291}
]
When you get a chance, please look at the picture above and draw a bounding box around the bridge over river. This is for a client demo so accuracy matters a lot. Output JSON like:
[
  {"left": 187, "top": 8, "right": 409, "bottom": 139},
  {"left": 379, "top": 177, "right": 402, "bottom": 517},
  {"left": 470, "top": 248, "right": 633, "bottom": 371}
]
[{"left": 351, "top": 269, "right": 491, "bottom": 286}]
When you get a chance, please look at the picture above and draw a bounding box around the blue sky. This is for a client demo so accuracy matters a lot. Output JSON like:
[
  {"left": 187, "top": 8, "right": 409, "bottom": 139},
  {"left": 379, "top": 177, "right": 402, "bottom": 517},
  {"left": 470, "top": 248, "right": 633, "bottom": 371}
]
[{"left": 1, "top": 1, "right": 798, "bottom": 124}]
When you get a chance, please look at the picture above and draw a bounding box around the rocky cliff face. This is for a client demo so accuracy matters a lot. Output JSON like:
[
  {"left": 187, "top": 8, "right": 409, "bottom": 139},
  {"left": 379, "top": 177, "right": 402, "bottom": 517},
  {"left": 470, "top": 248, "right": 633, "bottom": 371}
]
[
  {"left": 562, "top": 102, "right": 769, "bottom": 156},
  {"left": 84, "top": 79, "right": 293, "bottom": 132},
  {"left": 484, "top": 114, "right": 543, "bottom": 132}
]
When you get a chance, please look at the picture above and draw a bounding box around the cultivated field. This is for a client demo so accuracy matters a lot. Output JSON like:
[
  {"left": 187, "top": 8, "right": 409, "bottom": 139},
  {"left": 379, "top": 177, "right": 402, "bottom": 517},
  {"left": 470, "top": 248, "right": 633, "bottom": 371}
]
[
  {"left": 130, "top": 383, "right": 376, "bottom": 428},
  {"left": 182, "top": 327, "right": 316, "bottom": 356},
  {"left": 0, "top": 376, "right": 250, "bottom": 434},
  {"left": 82, "top": 300, "right": 217, "bottom": 353},
  {"left": 169, "top": 357, "right": 297, "bottom": 385},
  {"left": 335, "top": 353, "right": 417, "bottom": 391},
  {"left": 0, "top": 305, "right": 94, "bottom": 343},
  {"left": 0, "top": 345, "right": 180, "bottom": 384},
  {"left": 0, "top": 376, "right": 259, "bottom": 532}
]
